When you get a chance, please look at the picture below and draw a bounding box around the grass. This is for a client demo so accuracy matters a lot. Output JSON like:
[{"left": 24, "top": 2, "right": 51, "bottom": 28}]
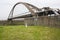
[{"left": 0, "top": 25, "right": 60, "bottom": 40}]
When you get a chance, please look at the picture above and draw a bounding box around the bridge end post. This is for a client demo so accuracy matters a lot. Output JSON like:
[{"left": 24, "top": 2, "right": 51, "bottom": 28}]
[{"left": 7, "top": 19, "right": 13, "bottom": 25}]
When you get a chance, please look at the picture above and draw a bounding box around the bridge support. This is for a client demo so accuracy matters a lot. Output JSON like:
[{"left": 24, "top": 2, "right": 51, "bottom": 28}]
[
  {"left": 24, "top": 19, "right": 28, "bottom": 27},
  {"left": 7, "top": 19, "right": 13, "bottom": 25}
]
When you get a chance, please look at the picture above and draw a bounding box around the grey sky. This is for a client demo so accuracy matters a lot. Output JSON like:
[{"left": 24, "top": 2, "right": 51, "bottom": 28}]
[{"left": 0, "top": 0, "right": 60, "bottom": 20}]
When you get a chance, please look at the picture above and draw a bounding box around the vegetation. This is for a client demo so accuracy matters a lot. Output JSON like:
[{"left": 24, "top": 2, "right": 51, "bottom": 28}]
[{"left": 0, "top": 25, "right": 60, "bottom": 40}]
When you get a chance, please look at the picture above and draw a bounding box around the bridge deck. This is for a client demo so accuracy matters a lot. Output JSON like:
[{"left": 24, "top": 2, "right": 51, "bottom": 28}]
[
  {"left": 8, "top": 10, "right": 60, "bottom": 20},
  {"left": 8, "top": 14, "right": 33, "bottom": 20}
]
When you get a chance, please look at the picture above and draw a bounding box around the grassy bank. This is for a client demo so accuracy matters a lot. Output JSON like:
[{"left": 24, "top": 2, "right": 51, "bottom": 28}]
[{"left": 0, "top": 25, "right": 60, "bottom": 40}]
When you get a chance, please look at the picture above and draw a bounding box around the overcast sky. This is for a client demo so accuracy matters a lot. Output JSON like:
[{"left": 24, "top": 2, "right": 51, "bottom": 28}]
[{"left": 0, "top": 0, "right": 60, "bottom": 20}]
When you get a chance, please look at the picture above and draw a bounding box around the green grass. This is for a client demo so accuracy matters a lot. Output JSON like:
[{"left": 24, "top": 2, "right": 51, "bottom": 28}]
[{"left": 0, "top": 25, "right": 60, "bottom": 40}]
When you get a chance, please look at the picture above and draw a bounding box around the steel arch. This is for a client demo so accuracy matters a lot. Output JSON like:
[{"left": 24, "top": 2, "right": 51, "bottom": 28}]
[{"left": 8, "top": 2, "right": 40, "bottom": 20}]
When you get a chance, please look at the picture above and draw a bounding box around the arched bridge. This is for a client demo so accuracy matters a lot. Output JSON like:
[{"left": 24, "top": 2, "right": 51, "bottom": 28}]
[
  {"left": 8, "top": 2, "right": 60, "bottom": 21},
  {"left": 8, "top": 2, "right": 40, "bottom": 21}
]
